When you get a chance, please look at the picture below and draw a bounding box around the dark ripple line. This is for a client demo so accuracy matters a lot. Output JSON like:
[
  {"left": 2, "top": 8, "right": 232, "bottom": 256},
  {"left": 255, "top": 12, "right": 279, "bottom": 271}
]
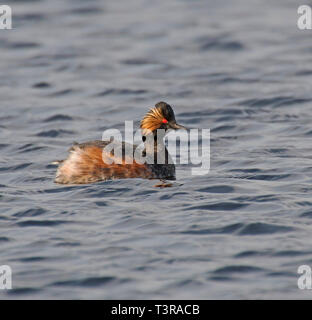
[
  {"left": 32, "top": 82, "right": 51, "bottom": 89},
  {"left": 15, "top": 13, "right": 46, "bottom": 22},
  {"left": 237, "top": 223, "right": 294, "bottom": 235},
  {"left": 233, "top": 195, "right": 280, "bottom": 203},
  {"left": 198, "top": 37, "right": 244, "bottom": 52},
  {"left": 212, "top": 265, "right": 265, "bottom": 275},
  {"left": 16, "top": 256, "right": 47, "bottom": 263},
  {"left": 179, "top": 108, "right": 243, "bottom": 117},
  {"left": 95, "top": 88, "right": 148, "bottom": 96},
  {"left": 300, "top": 210, "right": 312, "bottom": 218},
  {"left": 36, "top": 129, "right": 75, "bottom": 137},
  {"left": 179, "top": 222, "right": 294, "bottom": 236},
  {"left": 48, "top": 89, "right": 75, "bottom": 97},
  {"left": 18, "top": 146, "right": 47, "bottom": 153},
  {"left": 67, "top": 6, "right": 104, "bottom": 15},
  {"left": 211, "top": 125, "right": 236, "bottom": 133},
  {"left": 51, "top": 276, "right": 118, "bottom": 288},
  {"left": 234, "top": 250, "right": 271, "bottom": 258},
  {"left": 273, "top": 250, "right": 312, "bottom": 257},
  {"left": 266, "top": 271, "right": 297, "bottom": 278},
  {"left": 179, "top": 223, "right": 244, "bottom": 235},
  {"left": 44, "top": 114, "right": 73, "bottom": 122},
  {"left": 40, "top": 186, "right": 85, "bottom": 194},
  {"left": 238, "top": 96, "right": 311, "bottom": 108},
  {"left": 196, "top": 185, "right": 234, "bottom": 193},
  {"left": 0, "top": 163, "right": 32, "bottom": 172},
  {"left": 8, "top": 42, "right": 40, "bottom": 49},
  {"left": 16, "top": 220, "right": 71, "bottom": 227},
  {"left": 6, "top": 287, "right": 41, "bottom": 296},
  {"left": 0, "top": 144, "right": 9, "bottom": 150},
  {"left": 186, "top": 202, "right": 248, "bottom": 211},
  {"left": 13, "top": 208, "right": 47, "bottom": 218},
  {"left": 122, "top": 58, "right": 157, "bottom": 65},
  {"left": 244, "top": 174, "right": 291, "bottom": 181}
]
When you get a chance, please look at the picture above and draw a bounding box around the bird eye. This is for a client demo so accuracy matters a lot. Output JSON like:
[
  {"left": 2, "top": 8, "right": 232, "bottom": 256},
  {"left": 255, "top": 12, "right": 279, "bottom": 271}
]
[{"left": 162, "top": 118, "right": 168, "bottom": 123}]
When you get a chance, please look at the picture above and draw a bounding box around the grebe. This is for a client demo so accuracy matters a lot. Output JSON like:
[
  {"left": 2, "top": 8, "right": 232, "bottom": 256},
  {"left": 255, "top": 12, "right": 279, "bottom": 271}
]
[{"left": 54, "top": 101, "right": 186, "bottom": 185}]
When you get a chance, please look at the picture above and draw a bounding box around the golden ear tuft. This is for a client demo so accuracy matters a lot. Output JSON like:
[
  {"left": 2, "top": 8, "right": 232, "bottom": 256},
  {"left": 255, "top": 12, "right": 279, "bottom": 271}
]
[{"left": 140, "top": 106, "right": 165, "bottom": 134}]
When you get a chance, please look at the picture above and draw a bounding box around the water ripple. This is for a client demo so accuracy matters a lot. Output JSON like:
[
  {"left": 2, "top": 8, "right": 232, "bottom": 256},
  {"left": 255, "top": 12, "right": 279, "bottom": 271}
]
[
  {"left": 16, "top": 220, "right": 72, "bottom": 227},
  {"left": 51, "top": 276, "right": 122, "bottom": 288}
]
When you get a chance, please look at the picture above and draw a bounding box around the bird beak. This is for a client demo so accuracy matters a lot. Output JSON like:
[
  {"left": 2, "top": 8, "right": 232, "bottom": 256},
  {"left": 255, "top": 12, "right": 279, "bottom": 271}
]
[{"left": 169, "top": 122, "right": 188, "bottom": 130}]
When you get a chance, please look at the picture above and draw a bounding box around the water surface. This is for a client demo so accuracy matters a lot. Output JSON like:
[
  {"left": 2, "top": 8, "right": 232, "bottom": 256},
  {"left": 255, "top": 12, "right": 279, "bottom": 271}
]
[{"left": 0, "top": 0, "right": 312, "bottom": 299}]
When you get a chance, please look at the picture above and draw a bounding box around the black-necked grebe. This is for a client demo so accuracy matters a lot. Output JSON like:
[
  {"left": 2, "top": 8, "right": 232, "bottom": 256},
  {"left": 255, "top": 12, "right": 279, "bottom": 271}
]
[{"left": 54, "top": 101, "right": 186, "bottom": 185}]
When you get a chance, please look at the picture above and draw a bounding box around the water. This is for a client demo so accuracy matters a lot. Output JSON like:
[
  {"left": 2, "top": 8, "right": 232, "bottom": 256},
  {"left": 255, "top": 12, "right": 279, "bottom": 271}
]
[{"left": 1, "top": 0, "right": 312, "bottom": 299}]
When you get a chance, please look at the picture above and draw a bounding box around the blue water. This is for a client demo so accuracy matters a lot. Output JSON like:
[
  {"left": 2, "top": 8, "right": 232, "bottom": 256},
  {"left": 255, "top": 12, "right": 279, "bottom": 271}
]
[{"left": 1, "top": 0, "right": 312, "bottom": 299}]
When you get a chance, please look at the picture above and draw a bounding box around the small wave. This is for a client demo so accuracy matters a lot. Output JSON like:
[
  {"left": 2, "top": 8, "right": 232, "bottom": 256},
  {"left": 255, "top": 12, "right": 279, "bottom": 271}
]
[
  {"left": 237, "top": 222, "right": 294, "bottom": 236},
  {"left": 185, "top": 202, "right": 248, "bottom": 211},
  {"left": 0, "top": 144, "right": 9, "bottom": 150},
  {"left": 244, "top": 174, "right": 292, "bottom": 181},
  {"left": 198, "top": 36, "right": 244, "bottom": 52},
  {"left": 211, "top": 265, "right": 265, "bottom": 275},
  {"left": 175, "top": 279, "right": 204, "bottom": 288},
  {"left": 17, "top": 256, "right": 47, "bottom": 263},
  {"left": 41, "top": 186, "right": 82, "bottom": 194},
  {"left": 6, "top": 287, "right": 41, "bottom": 296},
  {"left": 8, "top": 42, "right": 40, "bottom": 49},
  {"left": 122, "top": 58, "right": 157, "bottom": 65},
  {"left": 179, "top": 108, "right": 243, "bottom": 118},
  {"left": 179, "top": 222, "right": 294, "bottom": 236},
  {"left": 234, "top": 250, "right": 271, "bottom": 258},
  {"left": 55, "top": 241, "right": 81, "bottom": 247},
  {"left": 233, "top": 195, "right": 280, "bottom": 203},
  {"left": 179, "top": 223, "right": 244, "bottom": 235},
  {"left": 16, "top": 220, "right": 71, "bottom": 227},
  {"left": 48, "top": 89, "right": 75, "bottom": 97},
  {"left": 300, "top": 210, "right": 312, "bottom": 218},
  {"left": 17, "top": 144, "right": 47, "bottom": 153},
  {"left": 36, "top": 129, "right": 75, "bottom": 137},
  {"left": 238, "top": 96, "right": 311, "bottom": 108},
  {"left": 266, "top": 271, "right": 297, "bottom": 278},
  {"left": 0, "top": 163, "right": 32, "bottom": 172},
  {"left": 95, "top": 88, "right": 148, "bottom": 96},
  {"left": 67, "top": 6, "right": 104, "bottom": 15},
  {"left": 44, "top": 114, "right": 73, "bottom": 122},
  {"left": 15, "top": 13, "right": 46, "bottom": 22},
  {"left": 273, "top": 250, "right": 312, "bottom": 257},
  {"left": 32, "top": 82, "right": 51, "bottom": 89},
  {"left": 13, "top": 208, "right": 47, "bottom": 218},
  {"left": 51, "top": 276, "right": 118, "bottom": 288},
  {"left": 211, "top": 125, "right": 236, "bottom": 133}
]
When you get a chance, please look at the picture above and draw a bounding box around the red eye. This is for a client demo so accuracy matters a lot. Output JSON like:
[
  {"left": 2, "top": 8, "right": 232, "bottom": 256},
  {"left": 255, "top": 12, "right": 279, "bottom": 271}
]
[{"left": 162, "top": 118, "right": 168, "bottom": 123}]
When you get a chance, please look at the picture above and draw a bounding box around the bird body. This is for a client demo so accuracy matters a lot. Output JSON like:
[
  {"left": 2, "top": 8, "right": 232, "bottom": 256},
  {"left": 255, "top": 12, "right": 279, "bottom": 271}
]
[{"left": 54, "top": 102, "right": 185, "bottom": 184}]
